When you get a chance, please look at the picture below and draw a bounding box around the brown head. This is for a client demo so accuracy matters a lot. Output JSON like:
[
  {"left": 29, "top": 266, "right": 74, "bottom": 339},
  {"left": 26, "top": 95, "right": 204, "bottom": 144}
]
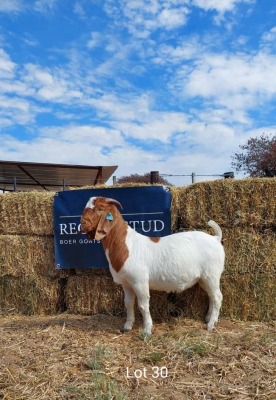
[{"left": 80, "top": 197, "right": 123, "bottom": 241}]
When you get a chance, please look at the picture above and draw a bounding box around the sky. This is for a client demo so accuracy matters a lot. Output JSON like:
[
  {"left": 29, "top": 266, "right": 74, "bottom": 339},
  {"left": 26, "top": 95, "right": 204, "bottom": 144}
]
[{"left": 0, "top": 0, "right": 275, "bottom": 185}]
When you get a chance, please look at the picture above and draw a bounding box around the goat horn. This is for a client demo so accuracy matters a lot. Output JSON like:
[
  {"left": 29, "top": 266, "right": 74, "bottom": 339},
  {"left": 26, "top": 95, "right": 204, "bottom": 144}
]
[{"left": 106, "top": 198, "right": 123, "bottom": 209}]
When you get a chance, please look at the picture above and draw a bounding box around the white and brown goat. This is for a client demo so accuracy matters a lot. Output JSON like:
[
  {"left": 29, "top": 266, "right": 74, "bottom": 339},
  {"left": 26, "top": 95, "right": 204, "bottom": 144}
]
[{"left": 80, "top": 197, "right": 225, "bottom": 335}]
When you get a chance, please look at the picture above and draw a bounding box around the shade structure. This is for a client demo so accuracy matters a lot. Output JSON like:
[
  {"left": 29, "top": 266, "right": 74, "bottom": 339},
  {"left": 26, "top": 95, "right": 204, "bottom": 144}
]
[{"left": 0, "top": 160, "right": 117, "bottom": 191}]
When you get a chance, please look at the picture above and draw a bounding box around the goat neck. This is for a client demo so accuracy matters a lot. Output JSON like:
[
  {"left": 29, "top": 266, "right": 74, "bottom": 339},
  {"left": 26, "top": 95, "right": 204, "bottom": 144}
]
[{"left": 101, "top": 210, "right": 129, "bottom": 273}]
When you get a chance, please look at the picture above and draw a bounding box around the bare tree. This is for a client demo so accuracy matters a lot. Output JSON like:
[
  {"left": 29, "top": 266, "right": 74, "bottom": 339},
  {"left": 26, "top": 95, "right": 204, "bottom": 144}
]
[{"left": 232, "top": 133, "right": 276, "bottom": 177}]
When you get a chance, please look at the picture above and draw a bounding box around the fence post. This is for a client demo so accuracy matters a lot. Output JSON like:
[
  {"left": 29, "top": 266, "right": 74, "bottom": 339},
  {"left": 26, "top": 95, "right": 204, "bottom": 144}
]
[
  {"left": 150, "top": 171, "right": 159, "bottom": 184},
  {"left": 191, "top": 172, "right": 196, "bottom": 183},
  {"left": 113, "top": 176, "right": 117, "bottom": 185},
  {"left": 223, "top": 172, "right": 234, "bottom": 179}
]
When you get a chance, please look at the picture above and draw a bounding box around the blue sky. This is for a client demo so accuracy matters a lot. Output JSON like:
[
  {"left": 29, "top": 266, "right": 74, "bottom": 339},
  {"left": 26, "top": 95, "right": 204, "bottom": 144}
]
[{"left": 0, "top": 0, "right": 275, "bottom": 185}]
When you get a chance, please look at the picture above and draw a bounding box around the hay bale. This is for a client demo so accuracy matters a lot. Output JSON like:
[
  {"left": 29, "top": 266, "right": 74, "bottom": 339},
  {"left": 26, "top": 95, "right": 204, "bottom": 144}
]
[
  {"left": 223, "top": 227, "right": 276, "bottom": 275},
  {"left": 221, "top": 273, "right": 276, "bottom": 321},
  {"left": 151, "top": 273, "right": 275, "bottom": 322},
  {"left": 0, "top": 191, "right": 54, "bottom": 236},
  {"left": 176, "top": 178, "right": 276, "bottom": 229},
  {"left": 66, "top": 275, "right": 125, "bottom": 316},
  {"left": 149, "top": 286, "right": 209, "bottom": 322},
  {"left": 65, "top": 273, "right": 209, "bottom": 322},
  {"left": 0, "top": 275, "right": 59, "bottom": 315},
  {"left": 151, "top": 272, "right": 275, "bottom": 322},
  {"left": 65, "top": 271, "right": 275, "bottom": 322},
  {"left": 170, "top": 186, "right": 180, "bottom": 233},
  {"left": 0, "top": 235, "right": 67, "bottom": 278},
  {"left": 74, "top": 268, "right": 110, "bottom": 276}
]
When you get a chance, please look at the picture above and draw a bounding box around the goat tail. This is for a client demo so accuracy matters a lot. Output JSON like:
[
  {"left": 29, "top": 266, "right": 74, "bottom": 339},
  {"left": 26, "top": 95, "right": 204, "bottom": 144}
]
[{"left": 208, "top": 220, "right": 222, "bottom": 242}]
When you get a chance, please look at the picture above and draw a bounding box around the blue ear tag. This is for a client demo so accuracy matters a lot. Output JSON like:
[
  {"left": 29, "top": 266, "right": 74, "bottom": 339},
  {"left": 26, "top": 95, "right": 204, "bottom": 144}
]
[{"left": 106, "top": 212, "right": 114, "bottom": 221}]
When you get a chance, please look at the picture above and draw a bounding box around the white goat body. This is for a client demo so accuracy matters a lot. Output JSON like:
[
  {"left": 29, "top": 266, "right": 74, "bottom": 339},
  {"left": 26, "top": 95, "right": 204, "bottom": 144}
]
[{"left": 81, "top": 197, "right": 225, "bottom": 335}]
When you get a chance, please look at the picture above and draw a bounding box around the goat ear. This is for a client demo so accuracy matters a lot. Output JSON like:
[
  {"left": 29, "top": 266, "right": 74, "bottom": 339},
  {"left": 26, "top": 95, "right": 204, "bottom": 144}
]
[{"left": 95, "top": 211, "right": 116, "bottom": 240}]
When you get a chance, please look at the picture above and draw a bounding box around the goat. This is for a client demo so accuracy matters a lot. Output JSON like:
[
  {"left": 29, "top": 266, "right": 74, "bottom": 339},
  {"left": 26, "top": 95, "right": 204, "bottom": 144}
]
[{"left": 80, "top": 196, "right": 225, "bottom": 336}]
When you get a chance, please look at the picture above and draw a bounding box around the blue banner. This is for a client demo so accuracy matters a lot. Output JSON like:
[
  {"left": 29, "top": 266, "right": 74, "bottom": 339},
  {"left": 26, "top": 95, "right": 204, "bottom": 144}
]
[{"left": 54, "top": 186, "right": 171, "bottom": 269}]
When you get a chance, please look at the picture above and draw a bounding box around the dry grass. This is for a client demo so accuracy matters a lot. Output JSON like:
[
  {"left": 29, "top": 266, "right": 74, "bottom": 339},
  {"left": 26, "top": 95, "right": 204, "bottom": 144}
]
[
  {"left": 0, "top": 191, "right": 54, "bottom": 236},
  {"left": 0, "top": 235, "right": 65, "bottom": 278},
  {"left": 0, "top": 314, "right": 275, "bottom": 400},
  {"left": 169, "top": 186, "right": 181, "bottom": 233},
  {"left": 66, "top": 275, "right": 125, "bottom": 316},
  {"left": 175, "top": 178, "right": 276, "bottom": 229},
  {"left": 64, "top": 271, "right": 275, "bottom": 322},
  {"left": 0, "top": 269, "right": 274, "bottom": 322},
  {"left": 222, "top": 227, "right": 276, "bottom": 275},
  {"left": 0, "top": 276, "right": 60, "bottom": 316},
  {"left": 221, "top": 273, "right": 276, "bottom": 321}
]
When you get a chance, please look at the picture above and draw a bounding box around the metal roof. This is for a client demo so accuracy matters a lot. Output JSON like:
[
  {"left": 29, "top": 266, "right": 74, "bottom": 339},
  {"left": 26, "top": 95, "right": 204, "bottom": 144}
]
[{"left": 0, "top": 160, "right": 118, "bottom": 192}]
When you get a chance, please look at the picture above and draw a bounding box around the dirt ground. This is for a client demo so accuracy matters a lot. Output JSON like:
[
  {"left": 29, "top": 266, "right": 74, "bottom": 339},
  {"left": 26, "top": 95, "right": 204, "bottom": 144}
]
[{"left": 0, "top": 314, "right": 275, "bottom": 400}]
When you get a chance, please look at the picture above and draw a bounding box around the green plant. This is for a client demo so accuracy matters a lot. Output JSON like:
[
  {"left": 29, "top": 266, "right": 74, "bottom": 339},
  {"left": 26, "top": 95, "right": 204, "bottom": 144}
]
[
  {"left": 65, "top": 345, "right": 127, "bottom": 400},
  {"left": 92, "top": 374, "right": 127, "bottom": 400},
  {"left": 179, "top": 340, "right": 211, "bottom": 359},
  {"left": 85, "top": 345, "right": 112, "bottom": 371},
  {"left": 142, "top": 351, "right": 165, "bottom": 364}
]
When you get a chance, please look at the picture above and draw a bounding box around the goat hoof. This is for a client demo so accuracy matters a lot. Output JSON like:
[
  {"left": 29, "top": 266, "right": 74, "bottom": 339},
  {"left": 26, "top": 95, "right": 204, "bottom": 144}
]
[
  {"left": 120, "top": 327, "right": 131, "bottom": 333},
  {"left": 206, "top": 321, "right": 217, "bottom": 331},
  {"left": 141, "top": 331, "right": 152, "bottom": 338}
]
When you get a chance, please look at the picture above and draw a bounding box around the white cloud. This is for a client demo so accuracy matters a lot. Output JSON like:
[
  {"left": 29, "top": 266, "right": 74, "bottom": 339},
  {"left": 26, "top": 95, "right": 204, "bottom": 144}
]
[
  {"left": 104, "top": 0, "right": 189, "bottom": 37},
  {"left": 192, "top": 0, "right": 256, "bottom": 25},
  {"left": 261, "top": 26, "right": 276, "bottom": 51},
  {"left": 0, "top": 95, "right": 29, "bottom": 112},
  {"left": 262, "top": 26, "right": 276, "bottom": 42},
  {"left": 0, "top": 0, "right": 60, "bottom": 15},
  {"left": 156, "top": 6, "right": 189, "bottom": 30},
  {"left": 173, "top": 51, "right": 276, "bottom": 116},
  {"left": 0, "top": 94, "right": 39, "bottom": 126},
  {"left": 22, "top": 35, "right": 39, "bottom": 47},
  {"left": 74, "top": 1, "right": 86, "bottom": 19},
  {"left": 87, "top": 32, "right": 102, "bottom": 49},
  {"left": 22, "top": 64, "right": 83, "bottom": 102},
  {"left": 0, "top": 49, "right": 16, "bottom": 78},
  {"left": 192, "top": 0, "right": 253, "bottom": 14},
  {"left": 153, "top": 38, "right": 202, "bottom": 65},
  {"left": 180, "top": 121, "right": 236, "bottom": 154},
  {"left": 0, "top": 0, "right": 23, "bottom": 13},
  {"left": 0, "top": 125, "right": 132, "bottom": 173},
  {"left": 1, "top": 118, "right": 275, "bottom": 185},
  {"left": 85, "top": 93, "right": 153, "bottom": 123},
  {"left": 34, "top": 0, "right": 57, "bottom": 13},
  {"left": 0, "top": 1, "right": 274, "bottom": 186},
  {"left": 115, "top": 112, "right": 189, "bottom": 142},
  {"left": 40, "top": 125, "right": 124, "bottom": 147}
]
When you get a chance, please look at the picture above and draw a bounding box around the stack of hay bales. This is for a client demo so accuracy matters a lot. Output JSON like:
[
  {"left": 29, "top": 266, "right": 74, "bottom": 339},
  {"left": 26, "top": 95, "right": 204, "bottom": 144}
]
[
  {"left": 0, "top": 190, "right": 128, "bottom": 317},
  {"left": 0, "top": 179, "right": 275, "bottom": 322},
  {"left": 173, "top": 178, "right": 276, "bottom": 321},
  {"left": 65, "top": 270, "right": 125, "bottom": 316},
  {"left": 0, "top": 192, "right": 60, "bottom": 315},
  {"left": 69, "top": 179, "right": 274, "bottom": 323}
]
